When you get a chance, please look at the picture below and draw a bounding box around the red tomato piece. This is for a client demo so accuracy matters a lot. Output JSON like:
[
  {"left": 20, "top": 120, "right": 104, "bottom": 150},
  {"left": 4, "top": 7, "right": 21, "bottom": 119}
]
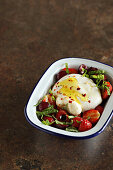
[
  {"left": 43, "top": 116, "right": 54, "bottom": 123},
  {"left": 72, "top": 117, "right": 83, "bottom": 128},
  {"left": 62, "top": 68, "right": 78, "bottom": 74},
  {"left": 56, "top": 70, "right": 67, "bottom": 80},
  {"left": 102, "top": 82, "right": 112, "bottom": 100},
  {"left": 37, "top": 102, "right": 49, "bottom": 111},
  {"left": 83, "top": 109, "right": 100, "bottom": 124},
  {"left": 78, "top": 119, "right": 92, "bottom": 132}
]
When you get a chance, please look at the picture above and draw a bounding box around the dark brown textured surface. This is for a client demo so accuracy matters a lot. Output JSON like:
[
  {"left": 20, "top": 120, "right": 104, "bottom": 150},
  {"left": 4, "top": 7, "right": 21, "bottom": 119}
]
[{"left": 0, "top": 0, "right": 113, "bottom": 169}]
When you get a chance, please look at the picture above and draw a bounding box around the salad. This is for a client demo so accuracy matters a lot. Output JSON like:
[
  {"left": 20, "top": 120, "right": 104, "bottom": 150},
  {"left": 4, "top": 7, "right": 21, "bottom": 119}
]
[{"left": 35, "top": 63, "right": 112, "bottom": 132}]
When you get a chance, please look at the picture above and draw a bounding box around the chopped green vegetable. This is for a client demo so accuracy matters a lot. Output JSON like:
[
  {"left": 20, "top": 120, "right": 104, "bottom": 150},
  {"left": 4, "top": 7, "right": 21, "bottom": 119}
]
[
  {"left": 52, "top": 95, "right": 56, "bottom": 101},
  {"left": 49, "top": 89, "right": 56, "bottom": 101},
  {"left": 82, "top": 68, "right": 89, "bottom": 78},
  {"left": 49, "top": 89, "right": 53, "bottom": 94},
  {"left": 82, "top": 68, "right": 87, "bottom": 76},
  {"left": 41, "top": 115, "right": 44, "bottom": 120},
  {"left": 42, "top": 119, "right": 55, "bottom": 126},
  {"left": 90, "top": 74, "right": 104, "bottom": 79},
  {"left": 87, "top": 116, "right": 91, "bottom": 120},
  {"left": 68, "top": 115, "right": 77, "bottom": 119},
  {"left": 85, "top": 74, "right": 90, "bottom": 78},
  {"left": 36, "top": 105, "right": 58, "bottom": 117},
  {"left": 76, "top": 120, "right": 81, "bottom": 124},
  {"left": 102, "top": 82, "right": 111, "bottom": 95},
  {"left": 41, "top": 114, "right": 52, "bottom": 119},
  {"left": 98, "top": 81, "right": 111, "bottom": 95},
  {"left": 96, "top": 79, "right": 101, "bottom": 87},
  {"left": 42, "top": 105, "right": 53, "bottom": 111},
  {"left": 66, "top": 126, "right": 79, "bottom": 132},
  {"left": 65, "top": 63, "right": 69, "bottom": 74},
  {"left": 88, "top": 70, "right": 105, "bottom": 75},
  {"left": 55, "top": 119, "right": 73, "bottom": 125},
  {"left": 105, "top": 86, "right": 110, "bottom": 95},
  {"left": 82, "top": 68, "right": 85, "bottom": 72}
]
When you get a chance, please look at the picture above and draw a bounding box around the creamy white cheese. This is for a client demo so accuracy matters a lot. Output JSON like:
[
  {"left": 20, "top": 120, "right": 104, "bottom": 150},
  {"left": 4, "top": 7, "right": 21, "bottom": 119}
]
[{"left": 52, "top": 74, "right": 102, "bottom": 115}]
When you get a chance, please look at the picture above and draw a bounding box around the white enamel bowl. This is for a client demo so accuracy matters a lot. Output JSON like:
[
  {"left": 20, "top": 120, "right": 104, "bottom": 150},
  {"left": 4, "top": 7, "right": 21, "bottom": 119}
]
[{"left": 24, "top": 58, "right": 113, "bottom": 139}]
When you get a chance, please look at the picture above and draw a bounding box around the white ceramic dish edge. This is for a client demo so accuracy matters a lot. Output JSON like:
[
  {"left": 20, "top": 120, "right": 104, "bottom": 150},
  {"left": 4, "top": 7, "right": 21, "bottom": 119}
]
[{"left": 24, "top": 58, "right": 113, "bottom": 139}]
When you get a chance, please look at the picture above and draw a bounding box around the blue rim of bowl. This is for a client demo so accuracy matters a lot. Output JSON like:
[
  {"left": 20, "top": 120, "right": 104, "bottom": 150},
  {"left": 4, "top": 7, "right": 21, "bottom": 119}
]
[{"left": 24, "top": 58, "right": 113, "bottom": 139}]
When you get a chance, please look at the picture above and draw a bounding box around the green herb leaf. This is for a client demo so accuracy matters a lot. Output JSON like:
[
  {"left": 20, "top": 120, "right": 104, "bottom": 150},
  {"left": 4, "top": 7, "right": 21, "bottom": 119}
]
[
  {"left": 98, "top": 81, "right": 111, "bottom": 95},
  {"left": 96, "top": 79, "right": 101, "bottom": 87},
  {"left": 82, "top": 68, "right": 85, "bottom": 72},
  {"left": 87, "top": 116, "right": 91, "bottom": 120},
  {"left": 49, "top": 89, "right": 56, "bottom": 101},
  {"left": 42, "top": 119, "right": 55, "bottom": 126},
  {"left": 76, "top": 120, "right": 81, "bottom": 124},
  {"left": 55, "top": 119, "right": 73, "bottom": 125},
  {"left": 43, "top": 105, "right": 53, "bottom": 111},
  {"left": 85, "top": 74, "right": 90, "bottom": 78},
  {"left": 105, "top": 86, "right": 110, "bottom": 95},
  {"left": 36, "top": 105, "right": 58, "bottom": 117},
  {"left": 55, "top": 120, "right": 64, "bottom": 125},
  {"left": 82, "top": 69, "right": 89, "bottom": 77},
  {"left": 52, "top": 115, "right": 57, "bottom": 120},
  {"left": 68, "top": 115, "right": 77, "bottom": 119},
  {"left": 49, "top": 89, "right": 53, "bottom": 94},
  {"left": 43, "top": 114, "right": 53, "bottom": 118},
  {"left": 52, "top": 95, "right": 56, "bottom": 101},
  {"left": 90, "top": 74, "right": 104, "bottom": 79},
  {"left": 66, "top": 126, "right": 79, "bottom": 132},
  {"left": 88, "top": 70, "right": 105, "bottom": 75},
  {"left": 65, "top": 63, "right": 69, "bottom": 74},
  {"left": 41, "top": 115, "right": 44, "bottom": 120}
]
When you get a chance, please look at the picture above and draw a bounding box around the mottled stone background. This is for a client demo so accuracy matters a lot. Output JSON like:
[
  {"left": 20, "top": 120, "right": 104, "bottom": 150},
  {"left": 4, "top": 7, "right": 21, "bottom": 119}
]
[{"left": 0, "top": 0, "right": 113, "bottom": 170}]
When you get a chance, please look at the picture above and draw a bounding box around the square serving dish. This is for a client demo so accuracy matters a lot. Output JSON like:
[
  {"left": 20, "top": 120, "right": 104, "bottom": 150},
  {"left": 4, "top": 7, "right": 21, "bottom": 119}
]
[{"left": 24, "top": 58, "right": 113, "bottom": 139}]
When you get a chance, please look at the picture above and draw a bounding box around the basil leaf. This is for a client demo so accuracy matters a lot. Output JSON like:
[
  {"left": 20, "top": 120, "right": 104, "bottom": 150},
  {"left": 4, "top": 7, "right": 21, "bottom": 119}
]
[
  {"left": 105, "top": 86, "right": 110, "bottom": 95},
  {"left": 55, "top": 120, "right": 64, "bottom": 125},
  {"left": 41, "top": 115, "right": 44, "bottom": 120},
  {"left": 85, "top": 74, "right": 90, "bottom": 78},
  {"left": 82, "top": 68, "right": 85, "bottom": 72},
  {"left": 90, "top": 74, "right": 104, "bottom": 79},
  {"left": 65, "top": 63, "right": 69, "bottom": 74},
  {"left": 52, "top": 95, "right": 56, "bottom": 101},
  {"left": 55, "top": 120, "right": 73, "bottom": 125},
  {"left": 76, "top": 120, "right": 81, "bottom": 124},
  {"left": 87, "top": 116, "right": 91, "bottom": 120},
  {"left": 82, "top": 69, "right": 87, "bottom": 77},
  {"left": 36, "top": 106, "right": 58, "bottom": 117},
  {"left": 42, "top": 119, "right": 55, "bottom": 126},
  {"left": 98, "top": 81, "right": 111, "bottom": 95},
  {"left": 88, "top": 70, "right": 105, "bottom": 75},
  {"left": 68, "top": 115, "right": 77, "bottom": 119},
  {"left": 43, "top": 105, "right": 54, "bottom": 111},
  {"left": 96, "top": 79, "right": 101, "bottom": 87},
  {"left": 49, "top": 89, "right": 53, "bottom": 94},
  {"left": 49, "top": 89, "right": 56, "bottom": 101}
]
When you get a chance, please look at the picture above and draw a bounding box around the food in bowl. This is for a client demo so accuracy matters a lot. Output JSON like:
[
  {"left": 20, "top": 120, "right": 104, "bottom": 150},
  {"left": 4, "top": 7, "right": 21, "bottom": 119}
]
[{"left": 35, "top": 63, "right": 112, "bottom": 132}]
